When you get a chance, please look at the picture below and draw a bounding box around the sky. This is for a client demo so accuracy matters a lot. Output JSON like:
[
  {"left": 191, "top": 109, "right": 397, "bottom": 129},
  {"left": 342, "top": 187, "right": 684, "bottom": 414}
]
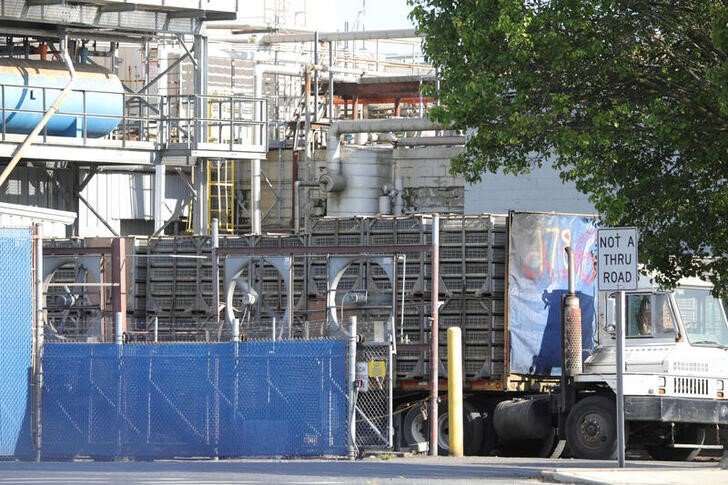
[{"left": 330, "top": 0, "right": 416, "bottom": 31}]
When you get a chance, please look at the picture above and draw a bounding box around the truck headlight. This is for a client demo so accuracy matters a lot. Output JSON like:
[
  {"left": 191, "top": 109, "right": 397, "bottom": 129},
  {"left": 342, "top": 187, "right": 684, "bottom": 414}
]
[
  {"left": 658, "top": 376, "right": 666, "bottom": 394},
  {"left": 717, "top": 380, "right": 725, "bottom": 391}
]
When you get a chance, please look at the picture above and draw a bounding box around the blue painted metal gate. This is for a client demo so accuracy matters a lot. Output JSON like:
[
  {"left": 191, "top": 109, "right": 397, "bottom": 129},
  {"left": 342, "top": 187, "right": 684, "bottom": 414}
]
[{"left": 41, "top": 340, "right": 348, "bottom": 459}]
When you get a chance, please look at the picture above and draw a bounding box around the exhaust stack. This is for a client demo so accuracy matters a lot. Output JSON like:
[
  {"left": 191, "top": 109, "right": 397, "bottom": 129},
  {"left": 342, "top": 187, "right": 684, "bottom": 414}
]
[{"left": 562, "top": 246, "right": 582, "bottom": 376}]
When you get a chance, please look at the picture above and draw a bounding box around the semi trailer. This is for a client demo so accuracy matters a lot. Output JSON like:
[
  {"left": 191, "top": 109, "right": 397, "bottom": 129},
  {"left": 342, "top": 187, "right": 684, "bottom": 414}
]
[{"left": 393, "top": 211, "right": 728, "bottom": 460}]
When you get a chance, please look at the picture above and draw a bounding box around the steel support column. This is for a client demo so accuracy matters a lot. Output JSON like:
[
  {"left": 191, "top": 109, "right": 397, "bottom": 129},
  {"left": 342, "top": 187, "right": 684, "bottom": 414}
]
[{"left": 111, "top": 238, "right": 127, "bottom": 342}]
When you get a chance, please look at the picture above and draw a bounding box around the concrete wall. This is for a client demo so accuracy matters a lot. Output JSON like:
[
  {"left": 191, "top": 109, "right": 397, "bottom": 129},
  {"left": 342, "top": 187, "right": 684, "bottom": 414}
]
[{"left": 393, "top": 145, "right": 464, "bottom": 214}]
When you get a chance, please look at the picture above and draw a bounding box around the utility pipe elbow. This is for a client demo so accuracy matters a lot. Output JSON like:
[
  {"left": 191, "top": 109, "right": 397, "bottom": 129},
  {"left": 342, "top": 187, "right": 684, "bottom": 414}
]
[{"left": 319, "top": 172, "right": 347, "bottom": 193}]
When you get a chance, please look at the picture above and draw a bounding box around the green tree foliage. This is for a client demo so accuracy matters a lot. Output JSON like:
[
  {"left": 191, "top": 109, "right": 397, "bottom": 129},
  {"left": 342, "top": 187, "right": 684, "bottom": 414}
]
[{"left": 410, "top": 0, "right": 728, "bottom": 294}]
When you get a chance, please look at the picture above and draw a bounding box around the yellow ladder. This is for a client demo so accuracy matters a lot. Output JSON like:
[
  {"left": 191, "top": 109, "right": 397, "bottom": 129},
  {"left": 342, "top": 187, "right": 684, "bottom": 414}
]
[{"left": 207, "top": 159, "right": 235, "bottom": 234}]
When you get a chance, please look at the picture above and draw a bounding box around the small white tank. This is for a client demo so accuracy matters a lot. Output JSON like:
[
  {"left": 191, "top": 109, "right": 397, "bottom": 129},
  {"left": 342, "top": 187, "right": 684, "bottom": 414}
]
[{"left": 327, "top": 145, "right": 393, "bottom": 217}]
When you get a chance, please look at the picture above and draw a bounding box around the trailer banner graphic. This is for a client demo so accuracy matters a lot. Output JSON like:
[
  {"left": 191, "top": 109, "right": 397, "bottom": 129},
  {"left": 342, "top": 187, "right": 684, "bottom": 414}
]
[{"left": 508, "top": 212, "right": 598, "bottom": 376}]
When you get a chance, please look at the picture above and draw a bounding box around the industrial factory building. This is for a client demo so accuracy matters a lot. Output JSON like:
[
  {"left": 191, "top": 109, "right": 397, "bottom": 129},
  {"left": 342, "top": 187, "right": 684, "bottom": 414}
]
[{"left": 0, "top": 0, "right": 600, "bottom": 461}]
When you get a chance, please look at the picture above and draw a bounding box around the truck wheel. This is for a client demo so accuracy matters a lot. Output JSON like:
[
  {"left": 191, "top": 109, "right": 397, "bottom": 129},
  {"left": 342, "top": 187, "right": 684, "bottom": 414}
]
[
  {"left": 401, "top": 400, "right": 484, "bottom": 455},
  {"left": 645, "top": 426, "right": 706, "bottom": 461},
  {"left": 402, "top": 403, "right": 429, "bottom": 449},
  {"left": 435, "top": 400, "right": 485, "bottom": 456},
  {"left": 566, "top": 395, "right": 617, "bottom": 460},
  {"left": 477, "top": 403, "right": 497, "bottom": 456}
]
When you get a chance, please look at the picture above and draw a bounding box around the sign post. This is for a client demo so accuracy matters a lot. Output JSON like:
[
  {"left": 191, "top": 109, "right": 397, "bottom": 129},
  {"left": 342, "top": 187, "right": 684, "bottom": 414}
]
[{"left": 597, "top": 227, "right": 638, "bottom": 468}]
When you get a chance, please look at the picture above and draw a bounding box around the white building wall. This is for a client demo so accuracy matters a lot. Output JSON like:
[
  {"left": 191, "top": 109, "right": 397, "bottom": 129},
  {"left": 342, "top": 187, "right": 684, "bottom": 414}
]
[{"left": 464, "top": 164, "right": 596, "bottom": 215}]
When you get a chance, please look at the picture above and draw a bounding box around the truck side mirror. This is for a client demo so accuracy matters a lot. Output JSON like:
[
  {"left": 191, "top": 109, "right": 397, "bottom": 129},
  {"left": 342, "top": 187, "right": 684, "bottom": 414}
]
[{"left": 605, "top": 297, "right": 617, "bottom": 338}]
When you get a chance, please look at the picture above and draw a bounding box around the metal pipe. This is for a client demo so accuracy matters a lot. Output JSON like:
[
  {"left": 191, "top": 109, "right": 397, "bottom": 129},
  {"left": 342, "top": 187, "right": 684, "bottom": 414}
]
[
  {"left": 347, "top": 315, "right": 357, "bottom": 459},
  {"left": 111, "top": 238, "right": 127, "bottom": 342},
  {"left": 328, "top": 42, "right": 334, "bottom": 120},
  {"left": 429, "top": 213, "right": 440, "bottom": 456},
  {"left": 566, "top": 246, "right": 576, "bottom": 294},
  {"left": 313, "top": 32, "right": 319, "bottom": 123},
  {"left": 0, "top": 35, "right": 77, "bottom": 189},
  {"left": 400, "top": 254, "right": 406, "bottom": 341},
  {"left": 287, "top": 260, "right": 294, "bottom": 339},
  {"left": 617, "top": 291, "right": 626, "bottom": 467},
  {"left": 33, "top": 224, "right": 43, "bottom": 461},
  {"left": 261, "top": 28, "right": 421, "bottom": 44},
  {"left": 211, "top": 218, "right": 220, "bottom": 323},
  {"left": 395, "top": 136, "right": 466, "bottom": 147},
  {"left": 114, "top": 312, "right": 123, "bottom": 345},
  {"left": 154, "top": 163, "right": 166, "bottom": 232},
  {"left": 562, "top": 246, "right": 582, "bottom": 376},
  {"left": 153, "top": 316, "right": 158, "bottom": 343},
  {"left": 251, "top": 158, "right": 262, "bottom": 235},
  {"left": 321, "top": 118, "right": 449, "bottom": 193}
]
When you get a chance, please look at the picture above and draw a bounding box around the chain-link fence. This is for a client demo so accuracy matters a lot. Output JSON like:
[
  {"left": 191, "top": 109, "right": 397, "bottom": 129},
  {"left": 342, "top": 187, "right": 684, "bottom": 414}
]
[
  {"left": 355, "top": 342, "right": 393, "bottom": 450},
  {"left": 41, "top": 340, "right": 348, "bottom": 459},
  {"left": 0, "top": 228, "right": 34, "bottom": 458}
]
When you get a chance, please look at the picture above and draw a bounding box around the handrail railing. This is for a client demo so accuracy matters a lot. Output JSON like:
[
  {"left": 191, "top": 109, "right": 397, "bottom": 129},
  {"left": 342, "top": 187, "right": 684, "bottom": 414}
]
[{"left": 0, "top": 81, "right": 268, "bottom": 153}]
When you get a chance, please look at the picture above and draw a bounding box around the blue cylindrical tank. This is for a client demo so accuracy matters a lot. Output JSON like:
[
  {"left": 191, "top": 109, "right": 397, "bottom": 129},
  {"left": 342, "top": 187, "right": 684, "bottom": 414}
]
[{"left": 0, "top": 59, "right": 124, "bottom": 138}]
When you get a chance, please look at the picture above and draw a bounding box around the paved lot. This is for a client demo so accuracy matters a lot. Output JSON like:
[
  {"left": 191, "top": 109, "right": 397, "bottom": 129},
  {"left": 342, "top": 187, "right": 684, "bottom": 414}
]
[{"left": 0, "top": 456, "right": 723, "bottom": 484}]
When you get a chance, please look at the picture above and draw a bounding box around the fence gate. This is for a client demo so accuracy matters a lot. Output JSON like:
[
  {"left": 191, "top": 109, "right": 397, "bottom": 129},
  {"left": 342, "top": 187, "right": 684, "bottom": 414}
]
[{"left": 354, "top": 342, "right": 393, "bottom": 451}]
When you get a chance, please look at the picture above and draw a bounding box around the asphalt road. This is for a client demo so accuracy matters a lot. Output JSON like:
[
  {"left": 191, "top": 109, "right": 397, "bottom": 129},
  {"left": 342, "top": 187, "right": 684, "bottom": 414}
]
[{"left": 0, "top": 456, "right": 721, "bottom": 485}]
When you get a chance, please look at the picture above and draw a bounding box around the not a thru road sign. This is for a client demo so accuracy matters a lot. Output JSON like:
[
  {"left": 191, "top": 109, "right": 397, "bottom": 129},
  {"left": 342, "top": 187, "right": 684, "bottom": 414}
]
[{"left": 597, "top": 227, "right": 638, "bottom": 291}]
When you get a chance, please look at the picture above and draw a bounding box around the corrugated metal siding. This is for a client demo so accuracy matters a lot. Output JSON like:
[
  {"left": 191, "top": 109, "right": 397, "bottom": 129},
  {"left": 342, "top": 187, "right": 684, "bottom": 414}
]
[
  {"left": 79, "top": 172, "right": 188, "bottom": 237},
  {"left": 0, "top": 202, "right": 74, "bottom": 238}
]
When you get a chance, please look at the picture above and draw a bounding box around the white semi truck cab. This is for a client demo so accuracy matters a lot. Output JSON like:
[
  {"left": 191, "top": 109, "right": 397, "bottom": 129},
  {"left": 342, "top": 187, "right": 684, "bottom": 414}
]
[{"left": 571, "top": 275, "right": 728, "bottom": 459}]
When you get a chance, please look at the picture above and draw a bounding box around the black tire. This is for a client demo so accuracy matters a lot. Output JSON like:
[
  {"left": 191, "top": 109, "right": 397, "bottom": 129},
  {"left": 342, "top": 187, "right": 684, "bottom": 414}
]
[
  {"left": 401, "top": 399, "right": 484, "bottom": 455},
  {"left": 645, "top": 426, "right": 706, "bottom": 461},
  {"left": 402, "top": 402, "right": 429, "bottom": 449},
  {"left": 566, "top": 395, "right": 617, "bottom": 460},
  {"left": 436, "top": 400, "right": 484, "bottom": 456},
  {"left": 477, "top": 403, "right": 497, "bottom": 456}
]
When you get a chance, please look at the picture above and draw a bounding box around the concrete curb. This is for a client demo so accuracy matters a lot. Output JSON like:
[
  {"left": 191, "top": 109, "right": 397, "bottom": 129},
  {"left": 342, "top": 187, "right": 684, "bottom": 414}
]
[
  {"left": 542, "top": 469, "right": 608, "bottom": 485},
  {"left": 541, "top": 467, "right": 728, "bottom": 485}
]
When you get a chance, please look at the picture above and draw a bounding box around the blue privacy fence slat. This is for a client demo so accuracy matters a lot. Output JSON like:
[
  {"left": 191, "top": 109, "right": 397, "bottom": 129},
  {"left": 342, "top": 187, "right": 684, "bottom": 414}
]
[
  {"left": 0, "top": 228, "right": 33, "bottom": 458},
  {"left": 42, "top": 340, "right": 347, "bottom": 459}
]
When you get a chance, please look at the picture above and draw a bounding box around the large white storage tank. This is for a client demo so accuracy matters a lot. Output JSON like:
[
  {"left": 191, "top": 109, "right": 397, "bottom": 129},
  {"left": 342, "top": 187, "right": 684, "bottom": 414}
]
[{"left": 326, "top": 145, "right": 393, "bottom": 217}]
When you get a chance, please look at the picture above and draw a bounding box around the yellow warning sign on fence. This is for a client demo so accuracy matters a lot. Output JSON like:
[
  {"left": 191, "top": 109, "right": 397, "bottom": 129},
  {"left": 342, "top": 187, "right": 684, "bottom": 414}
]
[{"left": 368, "top": 360, "right": 386, "bottom": 378}]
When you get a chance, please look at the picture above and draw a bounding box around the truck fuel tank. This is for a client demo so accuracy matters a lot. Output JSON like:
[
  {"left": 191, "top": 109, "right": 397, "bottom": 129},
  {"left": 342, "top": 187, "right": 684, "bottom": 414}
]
[{"left": 493, "top": 398, "right": 553, "bottom": 442}]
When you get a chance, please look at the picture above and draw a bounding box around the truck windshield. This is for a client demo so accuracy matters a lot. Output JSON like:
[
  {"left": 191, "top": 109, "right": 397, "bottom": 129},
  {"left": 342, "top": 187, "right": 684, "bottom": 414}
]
[{"left": 674, "top": 287, "right": 728, "bottom": 348}]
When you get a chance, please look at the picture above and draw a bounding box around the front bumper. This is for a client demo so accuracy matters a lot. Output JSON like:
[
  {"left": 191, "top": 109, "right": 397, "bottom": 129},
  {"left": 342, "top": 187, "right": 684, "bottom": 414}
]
[{"left": 625, "top": 396, "right": 728, "bottom": 425}]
